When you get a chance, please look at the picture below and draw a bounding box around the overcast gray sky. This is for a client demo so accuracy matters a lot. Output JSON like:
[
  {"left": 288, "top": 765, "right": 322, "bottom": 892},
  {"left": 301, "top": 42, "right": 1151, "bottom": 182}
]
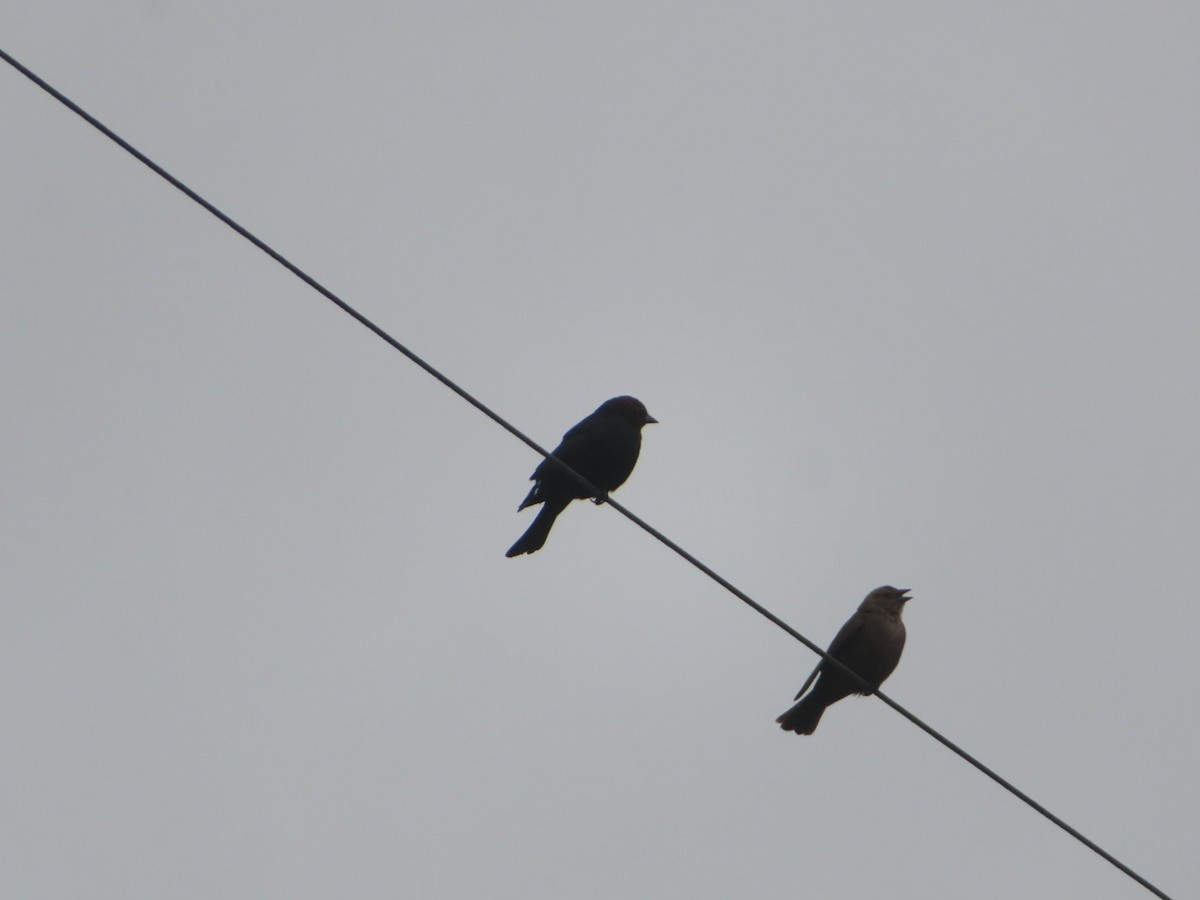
[{"left": 4, "top": 4, "right": 1198, "bottom": 898}]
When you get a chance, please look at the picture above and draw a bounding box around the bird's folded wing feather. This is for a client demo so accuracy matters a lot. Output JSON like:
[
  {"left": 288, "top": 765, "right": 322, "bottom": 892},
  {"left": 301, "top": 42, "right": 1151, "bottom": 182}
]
[{"left": 794, "top": 613, "right": 865, "bottom": 699}]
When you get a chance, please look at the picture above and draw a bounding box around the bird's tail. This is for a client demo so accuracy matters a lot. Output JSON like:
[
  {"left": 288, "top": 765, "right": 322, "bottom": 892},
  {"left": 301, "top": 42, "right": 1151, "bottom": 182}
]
[
  {"left": 506, "top": 499, "right": 568, "bottom": 557},
  {"left": 775, "top": 695, "right": 826, "bottom": 735}
]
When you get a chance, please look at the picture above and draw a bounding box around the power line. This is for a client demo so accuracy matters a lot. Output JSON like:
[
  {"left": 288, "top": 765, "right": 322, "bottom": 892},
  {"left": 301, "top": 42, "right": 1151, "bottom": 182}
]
[{"left": 0, "top": 47, "right": 1175, "bottom": 900}]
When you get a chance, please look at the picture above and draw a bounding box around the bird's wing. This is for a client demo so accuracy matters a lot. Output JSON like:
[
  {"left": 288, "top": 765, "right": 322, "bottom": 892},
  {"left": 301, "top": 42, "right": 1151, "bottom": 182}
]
[
  {"left": 558, "top": 412, "right": 601, "bottom": 445},
  {"left": 792, "top": 661, "right": 823, "bottom": 701},
  {"left": 794, "top": 613, "right": 865, "bottom": 700},
  {"left": 529, "top": 414, "right": 603, "bottom": 480}
]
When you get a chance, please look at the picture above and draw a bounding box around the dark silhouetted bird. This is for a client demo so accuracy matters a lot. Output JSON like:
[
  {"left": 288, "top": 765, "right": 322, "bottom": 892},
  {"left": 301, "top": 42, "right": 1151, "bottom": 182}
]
[
  {"left": 776, "top": 586, "right": 910, "bottom": 735},
  {"left": 506, "top": 396, "right": 657, "bottom": 557}
]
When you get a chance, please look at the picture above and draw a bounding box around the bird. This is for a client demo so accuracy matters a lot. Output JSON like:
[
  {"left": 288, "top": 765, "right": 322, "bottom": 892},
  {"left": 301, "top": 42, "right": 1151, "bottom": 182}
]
[
  {"left": 506, "top": 396, "right": 657, "bottom": 557},
  {"left": 776, "top": 586, "right": 910, "bottom": 735}
]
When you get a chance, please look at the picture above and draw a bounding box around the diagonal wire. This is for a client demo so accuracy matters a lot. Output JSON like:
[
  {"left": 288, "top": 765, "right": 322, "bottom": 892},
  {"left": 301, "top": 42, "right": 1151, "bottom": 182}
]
[{"left": 0, "top": 47, "right": 1174, "bottom": 900}]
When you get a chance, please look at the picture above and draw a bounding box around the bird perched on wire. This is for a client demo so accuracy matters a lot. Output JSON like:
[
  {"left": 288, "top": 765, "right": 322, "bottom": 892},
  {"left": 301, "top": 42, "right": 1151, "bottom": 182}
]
[
  {"left": 776, "top": 586, "right": 911, "bottom": 735},
  {"left": 506, "top": 396, "right": 657, "bottom": 557}
]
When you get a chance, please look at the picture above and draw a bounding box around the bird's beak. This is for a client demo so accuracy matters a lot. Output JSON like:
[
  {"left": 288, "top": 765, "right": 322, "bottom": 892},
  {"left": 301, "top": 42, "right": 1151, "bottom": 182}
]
[
  {"left": 644, "top": 414, "right": 659, "bottom": 424},
  {"left": 899, "top": 589, "right": 912, "bottom": 601}
]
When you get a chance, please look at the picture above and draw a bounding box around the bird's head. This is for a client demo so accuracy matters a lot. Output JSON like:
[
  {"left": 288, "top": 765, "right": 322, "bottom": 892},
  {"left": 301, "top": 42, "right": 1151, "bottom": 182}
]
[
  {"left": 598, "top": 396, "right": 658, "bottom": 427},
  {"left": 862, "top": 585, "right": 911, "bottom": 615}
]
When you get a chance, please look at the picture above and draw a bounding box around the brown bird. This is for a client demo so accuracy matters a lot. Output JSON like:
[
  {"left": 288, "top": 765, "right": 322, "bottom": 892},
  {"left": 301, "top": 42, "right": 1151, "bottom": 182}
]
[
  {"left": 506, "top": 396, "right": 657, "bottom": 557},
  {"left": 776, "top": 586, "right": 910, "bottom": 735}
]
